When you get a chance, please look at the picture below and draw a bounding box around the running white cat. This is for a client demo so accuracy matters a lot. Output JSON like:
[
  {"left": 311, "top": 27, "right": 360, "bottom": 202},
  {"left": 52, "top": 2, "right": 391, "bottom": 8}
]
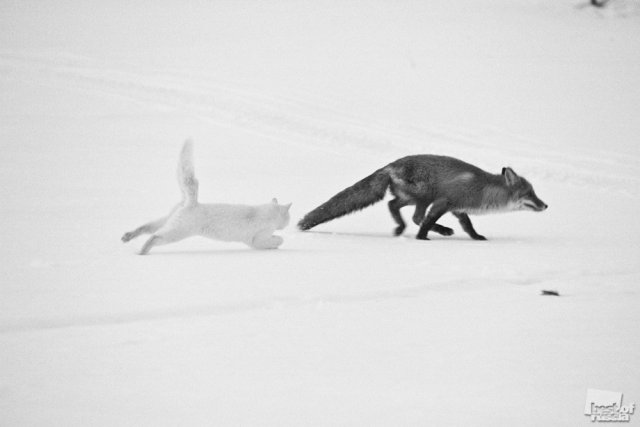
[{"left": 122, "top": 140, "right": 291, "bottom": 254}]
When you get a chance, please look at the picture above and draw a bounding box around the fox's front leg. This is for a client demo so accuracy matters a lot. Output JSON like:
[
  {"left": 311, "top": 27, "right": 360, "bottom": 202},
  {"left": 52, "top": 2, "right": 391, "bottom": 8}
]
[
  {"left": 452, "top": 212, "right": 486, "bottom": 240},
  {"left": 122, "top": 216, "right": 169, "bottom": 243},
  {"left": 249, "top": 230, "right": 283, "bottom": 250}
]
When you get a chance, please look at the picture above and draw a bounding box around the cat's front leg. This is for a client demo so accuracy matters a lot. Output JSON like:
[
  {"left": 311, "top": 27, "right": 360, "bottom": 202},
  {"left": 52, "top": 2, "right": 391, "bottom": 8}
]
[{"left": 249, "top": 230, "right": 283, "bottom": 250}]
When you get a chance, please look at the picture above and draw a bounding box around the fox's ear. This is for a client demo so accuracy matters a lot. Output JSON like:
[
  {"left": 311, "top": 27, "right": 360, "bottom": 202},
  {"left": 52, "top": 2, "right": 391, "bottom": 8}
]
[
  {"left": 272, "top": 198, "right": 278, "bottom": 204},
  {"left": 502, "top": 167, "right": 519, "bottom": 186},
  {"left": 285, "top": 202, "right": 292, "bottom": 211}
]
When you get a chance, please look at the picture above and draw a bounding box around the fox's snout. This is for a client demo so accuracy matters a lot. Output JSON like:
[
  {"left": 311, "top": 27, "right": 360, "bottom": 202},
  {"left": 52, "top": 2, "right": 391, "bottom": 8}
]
[
  {"left": 534, "top": 201, "right": 549, "bottom": 212},
  {"left": 523, "top": 196, "right": 548, "bottom": 212}
]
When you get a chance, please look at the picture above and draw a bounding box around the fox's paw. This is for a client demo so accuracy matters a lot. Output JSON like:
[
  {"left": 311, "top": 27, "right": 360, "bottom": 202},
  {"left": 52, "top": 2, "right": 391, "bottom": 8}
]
[
  {"left": 297, "top": 219, "right": 315, "bottom": 231},
  {"left": 415, "top": 234, "right": 430, "bottom": 241},
  {"left": 471, "top": 234, "right": 487, "bottom": 241},
  {"left": 432, "top": 225, "right": 454, "bottom": 236},
  {"left": 393, "top": 225, "right": 405, "bottom": 236}
]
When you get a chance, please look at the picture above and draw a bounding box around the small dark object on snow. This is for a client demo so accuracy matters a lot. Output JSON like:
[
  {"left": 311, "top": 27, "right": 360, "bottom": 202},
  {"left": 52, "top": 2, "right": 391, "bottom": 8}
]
[{"left": 541, "top": 290, "right": 560, "bottom": 296}]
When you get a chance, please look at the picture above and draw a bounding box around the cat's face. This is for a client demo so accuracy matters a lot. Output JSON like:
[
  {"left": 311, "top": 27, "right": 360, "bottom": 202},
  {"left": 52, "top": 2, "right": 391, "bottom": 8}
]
[{"left": 272, "top": 198, "right": 292, "bottom": 230}]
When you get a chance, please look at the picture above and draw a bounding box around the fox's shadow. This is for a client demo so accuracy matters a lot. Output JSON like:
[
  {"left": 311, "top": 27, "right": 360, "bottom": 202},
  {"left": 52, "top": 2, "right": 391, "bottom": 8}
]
[
  {"left": 305, "top": 229, "right": 527, "bottom": 243},
  {"left": 305, "top": 230, "right": 396, "bottom": 239}
]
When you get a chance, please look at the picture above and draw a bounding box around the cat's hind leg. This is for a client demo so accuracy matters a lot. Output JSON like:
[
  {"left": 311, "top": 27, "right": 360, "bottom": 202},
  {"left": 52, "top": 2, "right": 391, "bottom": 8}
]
[
  {"left": 249, "top": 230, "right": 283, "bottom": 250},
  {"left": 122, "top": 216, "right": 169, "bottom": 243},
  {"left": 123, "top": 204, "right": 182, "bottom": 243},
  {"left": 138, "top": 217, "right": 193, "bottom": 255},
  {"left": 139, "top": 228, "right": 191, "bottom": 255},
  {"left": 139, "top": 235, "right": 161, "bottom": 255}
]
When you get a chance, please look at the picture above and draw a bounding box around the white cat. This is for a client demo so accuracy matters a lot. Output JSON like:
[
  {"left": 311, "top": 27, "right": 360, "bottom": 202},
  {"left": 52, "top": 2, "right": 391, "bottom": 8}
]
[{"left": 122, "top": 140, "right": 291, "bottom": 254}]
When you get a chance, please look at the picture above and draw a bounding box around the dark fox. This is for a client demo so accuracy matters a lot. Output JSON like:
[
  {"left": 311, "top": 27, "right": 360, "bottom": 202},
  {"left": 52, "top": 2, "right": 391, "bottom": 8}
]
[{"left": 298, "top": 155, "right": 547, "bottom": 240}]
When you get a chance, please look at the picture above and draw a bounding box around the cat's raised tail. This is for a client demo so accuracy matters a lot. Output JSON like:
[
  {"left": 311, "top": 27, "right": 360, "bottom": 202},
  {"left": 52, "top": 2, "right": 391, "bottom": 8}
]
[{"left": 178, "top": 138, "right": 199, "bottom": 207}]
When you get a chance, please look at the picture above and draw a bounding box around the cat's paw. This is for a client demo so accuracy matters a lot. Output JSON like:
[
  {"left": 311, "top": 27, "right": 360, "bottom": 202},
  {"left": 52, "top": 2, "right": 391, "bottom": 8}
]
[
  {"left": 121, "top": 231, "right": 136, "bottom": 243},
  {"left": 265, "top": 236, "right": 284, "bottom": 249},
  {"left": 251, "top": 235, "right": 283, "bottom": 250}
]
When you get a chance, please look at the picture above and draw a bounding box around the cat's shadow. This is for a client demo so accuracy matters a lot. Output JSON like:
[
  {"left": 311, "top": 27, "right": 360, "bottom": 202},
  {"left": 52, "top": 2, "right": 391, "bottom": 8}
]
[{"left": 147, "top": 247, "right": 306, "bottom": 256}]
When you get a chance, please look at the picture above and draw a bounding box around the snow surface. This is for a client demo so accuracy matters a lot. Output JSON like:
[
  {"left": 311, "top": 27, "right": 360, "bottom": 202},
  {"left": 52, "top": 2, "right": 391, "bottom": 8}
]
[{"left": 1, "top": 0, "right": 640, "bottom": 425}]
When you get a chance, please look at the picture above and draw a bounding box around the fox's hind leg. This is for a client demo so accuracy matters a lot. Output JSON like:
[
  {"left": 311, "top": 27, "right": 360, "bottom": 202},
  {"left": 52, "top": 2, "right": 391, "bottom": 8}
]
[
  {"left": 452, "top": 212, "right": 486, "bottom": 240},
  {"left": 416, "top": 198, "right": 449, "bottom": 240},
  {"left": 122, "top": 216, "right": 169, "bottom": 243},
  {"left": 388, "top": 198, "right": 408, "bottom": 236},
  {"left": 412, "top": 202, "right": 428, "bottom": 225},
  {"left": 412, "top": 202, "right": 453, "bottom": 236},
  {"left": 431, "top": 224, "right": 454, "bottom": 236}
]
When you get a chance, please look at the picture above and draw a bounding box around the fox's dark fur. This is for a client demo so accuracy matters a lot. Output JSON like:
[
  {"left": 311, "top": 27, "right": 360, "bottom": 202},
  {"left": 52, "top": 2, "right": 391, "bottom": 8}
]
[{"left": 298, "top": 155, "right": 547, "bottom": 240}]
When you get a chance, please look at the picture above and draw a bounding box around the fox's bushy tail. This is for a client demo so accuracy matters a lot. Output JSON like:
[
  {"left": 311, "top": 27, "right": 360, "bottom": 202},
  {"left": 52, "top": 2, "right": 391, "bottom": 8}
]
[
  {"left": 298, "top": 169, "right": 390, "bottom": 230},
  {"left": 177, "top": 139, "right": 199, "bottom": 206}
]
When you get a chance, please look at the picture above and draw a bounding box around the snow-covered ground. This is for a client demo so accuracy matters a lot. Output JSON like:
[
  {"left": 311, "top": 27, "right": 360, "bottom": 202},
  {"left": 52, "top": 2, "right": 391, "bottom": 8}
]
[{"left": 1, "top": 0, "right": 639, "bottom": 425}]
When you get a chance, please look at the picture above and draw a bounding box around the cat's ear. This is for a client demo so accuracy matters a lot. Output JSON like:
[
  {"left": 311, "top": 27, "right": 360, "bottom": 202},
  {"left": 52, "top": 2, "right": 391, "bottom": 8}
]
[{"left": 272, "top": 198, "right": 278, "bottom": 204}]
